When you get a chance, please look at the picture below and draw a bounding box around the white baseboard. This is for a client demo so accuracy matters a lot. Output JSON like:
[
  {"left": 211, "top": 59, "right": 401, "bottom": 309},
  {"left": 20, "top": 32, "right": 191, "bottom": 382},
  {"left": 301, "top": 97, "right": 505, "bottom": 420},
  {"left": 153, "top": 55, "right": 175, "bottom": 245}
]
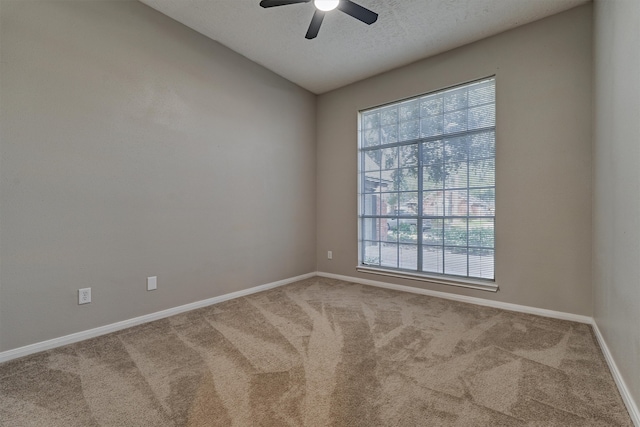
[
  {"left": 0, "top": 272, "right": 316, "bottom": 364},
  {"left": 591, "top": 322, "right": 640, "bottom": 426},
  {"left": 317, "top": 271, "right": 593, "bottom": 324}
]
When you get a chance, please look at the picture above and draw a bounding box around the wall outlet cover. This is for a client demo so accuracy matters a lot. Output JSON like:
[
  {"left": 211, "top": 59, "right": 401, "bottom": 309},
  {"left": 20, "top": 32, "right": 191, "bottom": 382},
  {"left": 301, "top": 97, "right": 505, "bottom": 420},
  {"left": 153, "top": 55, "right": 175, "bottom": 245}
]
[{"left": 78, "top": 288, "right": 91, "bottom": 305}]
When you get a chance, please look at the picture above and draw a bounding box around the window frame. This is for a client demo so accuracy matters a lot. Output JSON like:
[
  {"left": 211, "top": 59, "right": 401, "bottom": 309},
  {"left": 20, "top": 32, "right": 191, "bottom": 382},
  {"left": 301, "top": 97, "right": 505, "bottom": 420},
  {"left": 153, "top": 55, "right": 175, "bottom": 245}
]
[{"left": 356, "top": 77, "right": 498, "bottom": 292}]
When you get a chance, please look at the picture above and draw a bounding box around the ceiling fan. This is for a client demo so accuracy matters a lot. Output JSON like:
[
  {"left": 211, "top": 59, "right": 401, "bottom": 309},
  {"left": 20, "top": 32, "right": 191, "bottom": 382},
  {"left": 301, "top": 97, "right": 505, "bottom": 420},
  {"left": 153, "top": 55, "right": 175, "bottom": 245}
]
[{"left": 259, "top": 0, "right": 378, "bottom": 39}]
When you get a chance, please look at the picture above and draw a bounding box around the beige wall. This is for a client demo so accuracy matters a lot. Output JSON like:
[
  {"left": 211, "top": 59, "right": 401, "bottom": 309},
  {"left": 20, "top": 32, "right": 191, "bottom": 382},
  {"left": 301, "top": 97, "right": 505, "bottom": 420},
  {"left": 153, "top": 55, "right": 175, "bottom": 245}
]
[
  {"left": 0, "top": 0, "right": 316, "bottom": 352},
  {"left": 593, "top": 0, "right": 640, "bottom": 413},
  {"left": 317, "top": 5, "right": 593, "bottom": 315}
]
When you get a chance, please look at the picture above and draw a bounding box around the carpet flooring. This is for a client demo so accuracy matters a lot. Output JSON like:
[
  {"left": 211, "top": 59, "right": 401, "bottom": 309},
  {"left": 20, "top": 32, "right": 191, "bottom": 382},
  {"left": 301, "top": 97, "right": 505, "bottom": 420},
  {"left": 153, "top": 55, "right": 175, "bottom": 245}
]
[{"left": 0, "top": 277, "right": 633, "bottom": 426}]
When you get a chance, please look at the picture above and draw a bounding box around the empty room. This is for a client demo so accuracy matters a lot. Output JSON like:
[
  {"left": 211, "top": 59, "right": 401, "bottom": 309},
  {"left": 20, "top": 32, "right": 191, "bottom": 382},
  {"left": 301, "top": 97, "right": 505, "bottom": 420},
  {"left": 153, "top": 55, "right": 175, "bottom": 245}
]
[{"left": 0, "top": 0, "right": 638, "bottom": 425}]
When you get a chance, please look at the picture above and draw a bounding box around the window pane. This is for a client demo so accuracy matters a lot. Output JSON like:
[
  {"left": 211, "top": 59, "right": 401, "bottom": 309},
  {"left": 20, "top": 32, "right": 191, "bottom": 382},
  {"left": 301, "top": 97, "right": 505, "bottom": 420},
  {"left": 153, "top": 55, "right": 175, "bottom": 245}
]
[
  {"left": 399, "top": 192, "right": 419, "bottom": 212},
  {"left": 469, "top": 249, "right": 494, "bottom": 280},
  {"left": 381, "top": 147, "right": 398, "bottom": 169},
  {"left": 363, "top": 193, "right": 383, "bottom": 216},
  {"left": 380, "top": 106, "right": 398, "bottom": 126},
  {"left": 399, "top": 120, "right": 419, "bottom": 141},
  {"left": 444, "top": 111, "right": 467, "bottom": 134},
  {"left": 420, "top": 96, "right": 443, "bottom": 116},
  {"left": 362, "top": 218, "right": 384, "bottom": 241},
  {"left": 383, "top": 221, "right": 398, "bottom": 242},
  {"left": 422, "top": 140, "right": 444, "bottom": 165},
  {"left": 445, "top": 219, "right": 467, "bottom": 247},
  {"left": 399, "top": 100, "right": 419, "bottom": 122},
  {"left": 381, "top": 125, "right": 398, "bottom": 145},
  {"left": 469, "top": 131, "right": 495, "bottom": 159},
  {"left": 382, "top": 170, "right": 397, "bottom": 191},
  {"left": 444, "top": 190, "right": 468, "bottom": 216},
  {"left": 423, "top": 166, "right": 444, "bottom": 190},
  {"left": 380, "top": 169, "right": 395, "bottom": 189},
  {"left": 400, "top": 144, "right": 419, "bottom": 166},
  {"left": 445, "top": 136, "right": 469, "bottom": 163},
  {"left": 445, "top": 247, "right": 467, "bottom": 276},
  {"left": 468, "top": 81, "right": 495, "bottom": 106},
  {"left": 378, "top": 192, "right": 398, "bottom": 215},
  {"left": 469, "top": 219, "right": 494, "bottom": 248},
  {"left": 362, "top": 111, "right": 380, "bottom": 129},
  {"left": 381, "top": 244, "right": 398, "bottom": 268},
  {"left": 444, "top": 89, "right": 468, "bottom": 112},
  {"left": 422, "top": 246, "right": 444, "bottom": 274},
  {"left": 363, "top": 149, "right": 381, "bottom": 170},
  {"left": 423, "top": 218, "right": 444, "bottom": 245},
  {"left": 388, "top": 167, "right": 416, "bottom": 197},
  {"left": 399, "top": 244, "right": 418, "bottom": 270},
  {"left": 424, "top": 192, "right": 445, "bottom": 216},
  {"left": 386, "top": 215, "right": 418, "bottom": 243},
  {"left": 469, "top": 159, "right": 495, "bottom": 187},
  {"left": 445, "top": 162, "right": 468, "bottom": 189},
  {"left": 468, "top": 104, "right": 495, "bottom": 130},
  {"left": 363, "top": 241, "right": 380, "bottom": 265},
  {"left": 363, "top": 128, "right": 380, "bottom": 147},
  {"left": 469, "top": 188, "right": 494, "bottom": 215},
  {"left": 421, "top": 116, "right": 443, "bottom": 137},
  {"left": 397, "top": 168, "right": 418, "bottom": 191},
  {"left": 364, "top": 171, "right": 380, "bottom": 193}
]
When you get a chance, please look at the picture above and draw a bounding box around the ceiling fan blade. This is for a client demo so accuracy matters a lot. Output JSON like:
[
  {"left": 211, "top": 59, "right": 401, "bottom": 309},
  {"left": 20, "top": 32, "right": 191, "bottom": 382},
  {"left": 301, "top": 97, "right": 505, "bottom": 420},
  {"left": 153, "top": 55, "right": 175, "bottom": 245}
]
[
  {"left": 260, "top": 0, "right": 310, "bottom": 8},
  {"left": 337, "top": 0, "right": 378, "bottom": 24},
  {"left": 305, "top": 9, "right": 325, "bottom": 39}
]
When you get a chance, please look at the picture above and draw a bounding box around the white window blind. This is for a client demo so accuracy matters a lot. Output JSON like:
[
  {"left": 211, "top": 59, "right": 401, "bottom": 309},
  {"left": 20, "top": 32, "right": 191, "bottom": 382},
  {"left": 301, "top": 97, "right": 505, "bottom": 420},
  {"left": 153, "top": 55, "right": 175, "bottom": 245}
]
[{"left": 358, "top": 77, "right": 495, "bottom": 284}]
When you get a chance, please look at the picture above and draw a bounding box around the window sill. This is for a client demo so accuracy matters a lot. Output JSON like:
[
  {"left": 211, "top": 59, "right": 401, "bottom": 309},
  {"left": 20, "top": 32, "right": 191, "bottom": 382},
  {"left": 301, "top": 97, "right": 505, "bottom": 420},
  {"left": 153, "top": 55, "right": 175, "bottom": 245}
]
[{"left": 356, "top": 266, "right": 498, "bottom": 292}]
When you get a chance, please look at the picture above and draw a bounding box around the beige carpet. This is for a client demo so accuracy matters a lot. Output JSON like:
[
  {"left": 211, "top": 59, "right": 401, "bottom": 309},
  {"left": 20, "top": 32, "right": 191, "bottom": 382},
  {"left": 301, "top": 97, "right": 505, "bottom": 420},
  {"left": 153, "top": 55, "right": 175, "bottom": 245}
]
[{"left": 0, "top": 277, "right": 632, "bottom": 426}]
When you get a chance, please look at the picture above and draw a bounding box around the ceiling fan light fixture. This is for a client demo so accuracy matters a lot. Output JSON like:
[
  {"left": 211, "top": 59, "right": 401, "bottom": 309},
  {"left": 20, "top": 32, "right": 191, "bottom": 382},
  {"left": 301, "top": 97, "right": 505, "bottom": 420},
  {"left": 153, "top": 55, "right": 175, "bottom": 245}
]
[
  {"left": 260, "top": 0, "right": 377, "bottom": 39},
  {"left": 314, "top": 0, "right": 339, "bottom": 12}
]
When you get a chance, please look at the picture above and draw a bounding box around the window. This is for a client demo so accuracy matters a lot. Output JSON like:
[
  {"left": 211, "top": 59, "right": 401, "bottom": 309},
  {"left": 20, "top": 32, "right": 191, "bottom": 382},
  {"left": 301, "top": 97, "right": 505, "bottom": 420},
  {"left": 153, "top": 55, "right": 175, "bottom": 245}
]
[{"left": 358, "top": 77, "right": 496, "bottom": 290}]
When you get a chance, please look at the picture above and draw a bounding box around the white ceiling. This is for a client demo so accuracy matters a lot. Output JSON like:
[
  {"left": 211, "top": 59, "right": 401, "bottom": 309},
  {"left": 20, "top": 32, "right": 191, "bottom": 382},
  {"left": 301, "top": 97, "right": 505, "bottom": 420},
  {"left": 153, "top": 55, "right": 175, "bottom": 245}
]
[{"left": 139, "top": 0, "right": 589, "bottom": 94}]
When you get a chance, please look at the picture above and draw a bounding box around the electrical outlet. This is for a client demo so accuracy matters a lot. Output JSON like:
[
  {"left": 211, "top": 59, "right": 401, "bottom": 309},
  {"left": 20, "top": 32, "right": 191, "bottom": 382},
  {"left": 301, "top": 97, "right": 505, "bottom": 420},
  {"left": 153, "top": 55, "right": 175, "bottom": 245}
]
[
  {"left": 327, "top": 250, "right": 333, "bottom": 260},
  {"left": 78, "top": 288, "right": 91, "bottom": 305},
  {"left": 147, "top": 276, "right": 157, "bottom": 291}
]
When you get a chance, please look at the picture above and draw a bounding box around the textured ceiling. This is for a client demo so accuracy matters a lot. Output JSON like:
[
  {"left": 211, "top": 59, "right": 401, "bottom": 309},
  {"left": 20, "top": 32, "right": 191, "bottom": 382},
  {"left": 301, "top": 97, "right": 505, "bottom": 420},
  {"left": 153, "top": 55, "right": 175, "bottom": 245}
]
[{"left": 139, "top": 0, "right": 589, "bottom": 94}]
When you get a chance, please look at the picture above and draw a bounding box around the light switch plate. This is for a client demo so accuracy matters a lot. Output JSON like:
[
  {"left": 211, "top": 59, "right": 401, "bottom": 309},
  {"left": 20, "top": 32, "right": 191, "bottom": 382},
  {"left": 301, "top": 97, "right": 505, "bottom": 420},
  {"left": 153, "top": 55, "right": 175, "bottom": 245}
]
[{"left": 147, "top": 276, "right": 157, "bottom": 291}]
